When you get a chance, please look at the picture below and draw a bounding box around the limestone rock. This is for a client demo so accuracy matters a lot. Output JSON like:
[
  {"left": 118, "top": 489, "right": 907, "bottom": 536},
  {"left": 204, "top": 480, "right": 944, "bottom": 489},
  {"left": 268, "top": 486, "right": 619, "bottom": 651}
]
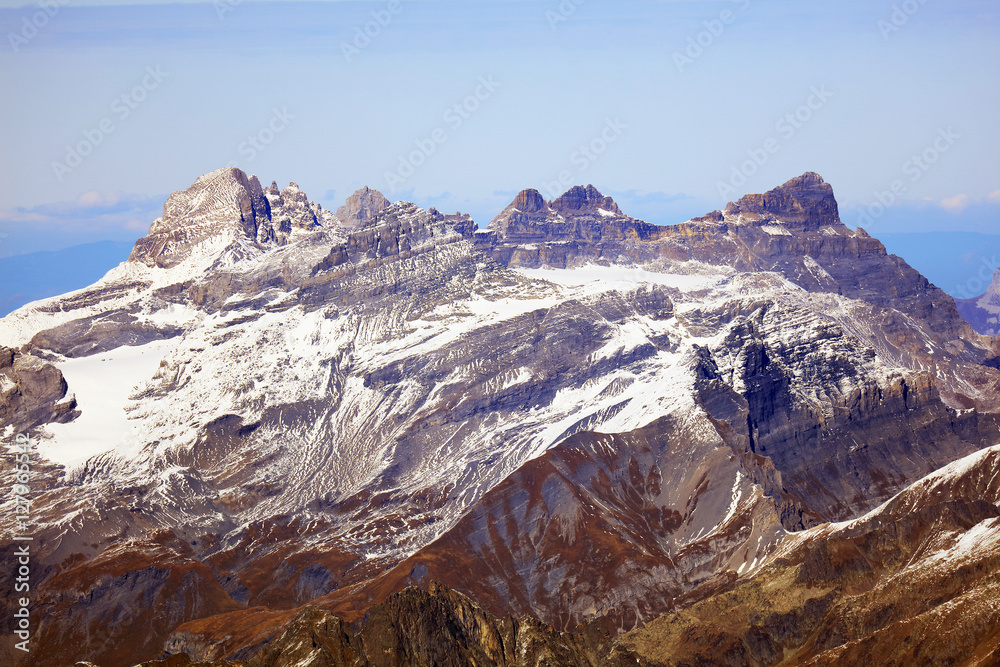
[
  {"left": 336, "top": 186, "right": 391, "bottom": 228},
  {"left": 0, "top": 346, "right": 78, "bottom": 430},
  {"left": 722, "top": 171, "right": 841, "bottom": 230},
  {"left": 622, "top": 446, "right": 1000, "bottom": 667}
]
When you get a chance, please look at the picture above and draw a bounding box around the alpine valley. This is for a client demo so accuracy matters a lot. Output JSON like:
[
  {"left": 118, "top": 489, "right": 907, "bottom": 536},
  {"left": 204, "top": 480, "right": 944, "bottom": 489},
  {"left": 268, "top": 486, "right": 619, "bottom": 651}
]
[{"left": 2, "top": 169, "right": 999, "bottom": 667}]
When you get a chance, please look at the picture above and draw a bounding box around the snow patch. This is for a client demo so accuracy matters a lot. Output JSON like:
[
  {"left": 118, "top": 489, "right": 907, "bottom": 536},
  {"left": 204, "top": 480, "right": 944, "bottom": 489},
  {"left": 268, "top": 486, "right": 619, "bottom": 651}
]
[
  {"left": 802, "top": 255, "right": 833, "bottom": 283},
  {"left": 515, "top": 264, "right": 727, "bottom": 293},
  {"left": 42, "top": 339, "right": 176, "bottom": 468},
  {"left": 708, "top": 471, "right": 743, "bottom": 537}
]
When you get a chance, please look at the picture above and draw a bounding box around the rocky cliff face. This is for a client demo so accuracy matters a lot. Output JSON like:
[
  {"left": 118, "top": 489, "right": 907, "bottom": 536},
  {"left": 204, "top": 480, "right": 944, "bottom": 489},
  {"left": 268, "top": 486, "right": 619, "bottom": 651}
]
[
  {"left": 129, "top": 168, "right": 334, "bottom": 270},
  {"left": 1, "top": 169, "right": 998, "bottom": 667},
  {"left": 722, "top": 171, "right": 841, "bottom": 232},
  {"left": 131, "top": 583, "right": 650, "bottom": 667},
  {"left": 129, "top": 168, "right": 267, "bottom": 268},
  {"left": 0, "top": 346, "right": 77, "bottom": 431},
  {"left": 480, "top": 185, "right": 663, "bottom": 268},
  {"left": 622, "top": 445, "right": 1000, "bottom": 666},
  {"left": 336, "top": 186, "right": 391, "bottom": 228}
]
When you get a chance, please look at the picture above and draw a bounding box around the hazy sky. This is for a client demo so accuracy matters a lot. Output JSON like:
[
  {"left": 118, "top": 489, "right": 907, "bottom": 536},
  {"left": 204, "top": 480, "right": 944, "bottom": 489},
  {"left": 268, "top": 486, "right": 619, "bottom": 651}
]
[{"left": 1, "top": 0, "right": 998, "bottom": 257}]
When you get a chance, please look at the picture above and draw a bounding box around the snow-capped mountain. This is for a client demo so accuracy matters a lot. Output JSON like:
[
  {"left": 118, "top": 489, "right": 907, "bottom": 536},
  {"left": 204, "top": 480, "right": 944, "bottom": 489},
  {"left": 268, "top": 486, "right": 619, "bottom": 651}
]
[{"left": 1, "top": 168, "right": 998, "bottom": 666}]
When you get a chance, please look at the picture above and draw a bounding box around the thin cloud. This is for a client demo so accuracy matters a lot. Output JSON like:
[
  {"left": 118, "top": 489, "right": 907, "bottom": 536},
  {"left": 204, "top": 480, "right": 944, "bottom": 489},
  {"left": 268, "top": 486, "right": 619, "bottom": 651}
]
[
  {"left": 76, "top": 190, "right": 124, "bottom": 208},
  {"left": 0, "top": 193, "right": 164, "bottom": 256},
  {"left": 940, "top": 193, "right": 970, "bottom": 213}
]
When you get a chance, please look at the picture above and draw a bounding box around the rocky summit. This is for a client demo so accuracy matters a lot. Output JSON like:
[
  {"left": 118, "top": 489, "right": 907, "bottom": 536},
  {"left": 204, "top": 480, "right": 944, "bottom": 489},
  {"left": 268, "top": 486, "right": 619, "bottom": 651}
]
[
  {"left": 1, "top": 168, "right": 999, "bottom": 667},
  {"left": 335, "top": 186, "right": 391, "bottom": 228}
]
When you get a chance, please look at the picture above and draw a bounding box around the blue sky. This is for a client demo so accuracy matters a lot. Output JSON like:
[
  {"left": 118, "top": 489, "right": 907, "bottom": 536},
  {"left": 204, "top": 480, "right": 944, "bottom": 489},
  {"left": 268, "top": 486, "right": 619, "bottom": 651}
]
[{"left": 0, "top": 0, "right": 998, "bottom": 258}]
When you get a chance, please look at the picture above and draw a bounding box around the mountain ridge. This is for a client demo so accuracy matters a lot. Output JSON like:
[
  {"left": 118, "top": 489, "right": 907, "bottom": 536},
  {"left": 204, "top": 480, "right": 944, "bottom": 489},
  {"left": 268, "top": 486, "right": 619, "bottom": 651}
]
[{"left": 1, "top": 167, "right": 998, "bottom": 666}]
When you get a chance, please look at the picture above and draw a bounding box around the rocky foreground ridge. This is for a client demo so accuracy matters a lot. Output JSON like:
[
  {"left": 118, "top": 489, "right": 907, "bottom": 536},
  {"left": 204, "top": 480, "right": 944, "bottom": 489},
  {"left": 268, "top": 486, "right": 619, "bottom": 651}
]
[
  {"left": 2, "top": 169, "right": 1000, "bottom": 666},
  {"left": 76, "top": 446, "right": 1000, "bottom": 667}
]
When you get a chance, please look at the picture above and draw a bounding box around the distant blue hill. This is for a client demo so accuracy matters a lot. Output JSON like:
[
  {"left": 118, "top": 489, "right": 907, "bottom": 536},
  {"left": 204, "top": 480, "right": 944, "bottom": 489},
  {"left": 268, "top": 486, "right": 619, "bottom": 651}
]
[
  {"left": 871, "top": 233, "right": 1000, "bottom": 300},
  {"left": 0, "top": 241, "right": 135, "bottom": 317}
]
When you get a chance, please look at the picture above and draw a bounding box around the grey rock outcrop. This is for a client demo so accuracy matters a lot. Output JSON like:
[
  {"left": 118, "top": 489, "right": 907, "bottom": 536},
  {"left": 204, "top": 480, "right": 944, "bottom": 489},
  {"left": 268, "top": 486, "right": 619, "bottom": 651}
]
[
  {"left": 129, "top": 168, "right": 334, "bottom": 269},
  {"left": 130, "top": 168, "right": 270, "bottom": 268},
  {"left": 722, "top": 170, "right": 841, "bottom": 231},
  {"left": 336, "top": 186, "right": 391, "bottom": 228},
  {"left": 0, "top": 346, "right": 78, "bottom": 431},
  {"left": 481, "top": 185, "right": 661, "bottom": 267}
]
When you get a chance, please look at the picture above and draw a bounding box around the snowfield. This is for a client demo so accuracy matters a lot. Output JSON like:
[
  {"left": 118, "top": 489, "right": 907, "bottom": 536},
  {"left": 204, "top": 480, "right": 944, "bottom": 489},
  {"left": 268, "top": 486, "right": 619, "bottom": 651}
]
[{"left": 43, "top": 339, "right": 175, "bottom": 468}]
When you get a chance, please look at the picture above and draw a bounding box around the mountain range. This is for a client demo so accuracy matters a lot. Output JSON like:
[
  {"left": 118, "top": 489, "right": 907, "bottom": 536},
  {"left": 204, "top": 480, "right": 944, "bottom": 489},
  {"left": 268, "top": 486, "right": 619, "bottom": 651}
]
[{"left": 1, "top": 168, "right": 999, "bottom": 666}]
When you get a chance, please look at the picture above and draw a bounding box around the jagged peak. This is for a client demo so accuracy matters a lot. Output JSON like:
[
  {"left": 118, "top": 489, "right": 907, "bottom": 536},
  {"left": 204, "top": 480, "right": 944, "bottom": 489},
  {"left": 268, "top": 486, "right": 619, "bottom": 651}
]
[
  {"left": 279, "top": 181, "right": 310, "bottom": 206},
  {"left": 511, "top": 188, "right": 546, "bottom": 213},
  {"left": 483, "top": 184, "right": 657, "bottom": 253},
  {"left": 551, "top": 184, "right": 621, "bottom": 215},
  {"left": 490, "top": 184, "right": 627, "bottom": 231},
  {"left": 722, "top": 171, "right": 841, "bottom": 229},
  {"left": 157, "top": 166, "right": 259, "bottom": 217},
  {"left": 129, "top": 168, "right": 330, "bottom": 268},
  {"left": 337, "top": 186, "right": 391, "bottom": 228}
]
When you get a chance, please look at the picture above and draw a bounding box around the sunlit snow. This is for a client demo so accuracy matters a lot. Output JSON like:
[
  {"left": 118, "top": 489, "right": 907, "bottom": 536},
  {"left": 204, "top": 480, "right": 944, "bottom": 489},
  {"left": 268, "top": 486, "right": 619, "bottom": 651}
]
[
  {"left": 43, "top": 339, "right": 174, "bottom": 468},
  {"left": 515, "top": 263, "right": 727, "bottom": 293}
]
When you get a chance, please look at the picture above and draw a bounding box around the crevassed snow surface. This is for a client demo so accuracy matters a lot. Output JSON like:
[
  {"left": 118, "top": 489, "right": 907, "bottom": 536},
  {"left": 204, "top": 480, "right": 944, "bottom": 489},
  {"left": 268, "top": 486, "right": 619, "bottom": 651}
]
[{"left": 43, "top": 340, "right": 174, "bottom": 468}]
